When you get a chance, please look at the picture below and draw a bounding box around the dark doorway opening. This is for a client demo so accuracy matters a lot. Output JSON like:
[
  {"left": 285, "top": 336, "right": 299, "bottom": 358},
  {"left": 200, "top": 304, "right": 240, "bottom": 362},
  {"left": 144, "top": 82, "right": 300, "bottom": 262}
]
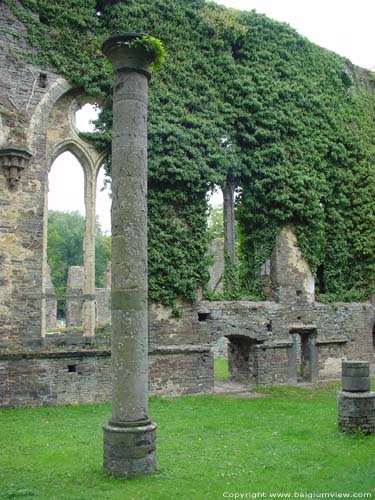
[
  {"left": 290, "top": 328, "right": 317, "bottom": 383},
  {"left": 226, "top": 335, "right": 257, "bottom": 385}
]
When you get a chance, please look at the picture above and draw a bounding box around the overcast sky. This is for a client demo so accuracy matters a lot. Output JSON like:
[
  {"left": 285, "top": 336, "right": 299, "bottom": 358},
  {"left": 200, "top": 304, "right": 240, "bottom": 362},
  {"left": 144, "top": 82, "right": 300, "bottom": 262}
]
[
  {"left": 48, "top": 0, "right": 375, "bottom": 233},
  {"left": 217, "top": 0, "right": 375, "bottom": 70}
]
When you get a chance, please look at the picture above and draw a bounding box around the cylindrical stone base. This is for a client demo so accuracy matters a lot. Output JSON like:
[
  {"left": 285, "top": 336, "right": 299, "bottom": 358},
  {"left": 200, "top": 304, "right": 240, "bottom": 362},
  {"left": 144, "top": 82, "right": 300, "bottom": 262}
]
[
  {"left": 342, "top": 361, "right": 370, "bottom": 392},
  {"left": 342, "top": 361, "right": 370, "bottom": 378},
  {"left": 103, "top": 421, "right": 157, "bottom": 478},
  {"left": 342, "top": 376, "right": 371, "bottom": 392},
  {"left": 337, "top": 391, "right": 375, "bottom": 434}
]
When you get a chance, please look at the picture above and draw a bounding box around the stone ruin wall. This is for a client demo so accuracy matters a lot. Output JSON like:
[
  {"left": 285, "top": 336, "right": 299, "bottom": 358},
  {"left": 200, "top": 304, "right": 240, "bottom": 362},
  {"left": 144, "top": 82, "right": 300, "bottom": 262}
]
[
  {"left": 0, "top": 300, "right": 213, "bottom": 408},
  {"left": 0, "top": 3, "right": 374, "bottom": 408},
  {"left": 0, "top": 3, "right": 212, "bottom": 407},
  {"left": 203, "top": 227, "right": 375, "bottom": 386}
]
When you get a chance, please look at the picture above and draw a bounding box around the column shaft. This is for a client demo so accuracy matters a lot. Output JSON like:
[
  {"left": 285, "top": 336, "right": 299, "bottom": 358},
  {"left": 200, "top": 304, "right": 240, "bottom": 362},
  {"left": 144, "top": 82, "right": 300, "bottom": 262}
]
[
  {"left": 83, "top": 168, "right": 96, "bottom": 336},
  {"left": 102, "top": 33, "right": 157, "bottom": 478}
]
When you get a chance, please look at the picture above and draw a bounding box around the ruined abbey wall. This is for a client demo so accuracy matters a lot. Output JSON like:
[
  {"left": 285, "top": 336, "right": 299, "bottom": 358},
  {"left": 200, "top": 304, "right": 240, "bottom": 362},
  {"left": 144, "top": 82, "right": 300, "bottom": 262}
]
[
  {"left": 0, "top": 3, "right": 374, "bottom": 409},
  {"left": 0, "top": 4, "right": 212, "bottom": 408},
  {"left": 203, "top": 228, "right": 375, "bottom": 386}
]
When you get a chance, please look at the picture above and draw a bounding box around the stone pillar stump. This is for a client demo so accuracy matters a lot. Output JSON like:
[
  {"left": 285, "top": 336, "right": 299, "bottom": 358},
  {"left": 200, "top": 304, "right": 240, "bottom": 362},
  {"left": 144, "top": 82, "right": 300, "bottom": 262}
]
[
  {"left": 337, "top": 361, "right": 375, "bottom": 434},
  {"left": 102, "top": 33, "right": 157, "bottom": 478}
]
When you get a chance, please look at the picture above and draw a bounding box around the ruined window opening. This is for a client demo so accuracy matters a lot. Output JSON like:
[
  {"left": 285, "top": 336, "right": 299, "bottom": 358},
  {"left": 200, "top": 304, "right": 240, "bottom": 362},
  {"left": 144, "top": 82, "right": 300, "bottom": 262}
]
[
  {"left": 39, "top": 73, "right": 47, "bottom": 88},
  {"left": 94, "top": 166, "right": 112, "bottom": 328},
  {"left": 46, "top": 152, "right": 85, "bottom": 332},
  {"left": 207, "top": 185, "right": 224, "bottom": 294},
  {"left": 48, "top": 152, "right": 85, "bottom": 215},
  {"left": 56, "top": 300, "right": 66, "bottom": 325},
  {"left": 96, "top": 165, "right": 111, "bottom": 237},
  {"left": 207, "top": 185, "right": 224, "bottom": 239},
  {"left": 316, "top": 265, "right": 325, "bottom": 294},
  {"left": 296, "top": 290, "right": 302, "bottom": 297},
  {"left": 198, "top": 311, "right": 211, "bottom": 322},
  {"left": 68, "top": 364, "right": 77, "bottom": 373},
  {"left": 372, "top": 323, "right": 375, "bottom": 351},
  {"left": 75, "top": 103, "right": 101, "bottom": 133}
]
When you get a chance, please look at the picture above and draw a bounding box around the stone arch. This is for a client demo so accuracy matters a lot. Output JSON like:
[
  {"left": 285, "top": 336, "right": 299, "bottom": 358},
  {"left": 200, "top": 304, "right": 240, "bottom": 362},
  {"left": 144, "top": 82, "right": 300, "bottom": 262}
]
[
  {"left": 49, "top": 138, "right": 95, "bottom": 176},
  {"left": 44, "top": 140, "right": 98, "bottom": 337},
  {"left": 40, "top": 87, "right": 103, "bottom": 338},
  {"left": 28, "top": 77, "right": 73, "bottom": 153}
]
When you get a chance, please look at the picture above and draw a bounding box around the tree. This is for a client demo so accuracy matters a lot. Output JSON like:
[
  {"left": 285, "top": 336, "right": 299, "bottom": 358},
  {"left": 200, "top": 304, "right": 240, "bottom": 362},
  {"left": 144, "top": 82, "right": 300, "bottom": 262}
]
[
  {"left": 47, "top": 210, "right": 111, "bottom": 294},
  {"left": 207, "top": 204, "right": 224, "bottom": 241}
]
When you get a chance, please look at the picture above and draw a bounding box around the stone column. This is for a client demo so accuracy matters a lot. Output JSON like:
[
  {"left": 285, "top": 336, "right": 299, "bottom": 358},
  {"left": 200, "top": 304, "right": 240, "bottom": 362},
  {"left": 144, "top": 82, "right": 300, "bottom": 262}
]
[
  {"left": 223, "top": 179, "right": 236, "bottom": 266},
  {"left": 66, "top": 266, "right": 84, "bottom": 327},
  {"left": 223, "top": 178, "right": 236, "bottom": 291},
  {"left": 82, "top": 168, "right": 96, "bottom": 337},
  {"left": 337, "top": 361, "right": 375, "bottom": 434},
  {"left": 102, "top": 33, "right": 157, "bottom": 478}
]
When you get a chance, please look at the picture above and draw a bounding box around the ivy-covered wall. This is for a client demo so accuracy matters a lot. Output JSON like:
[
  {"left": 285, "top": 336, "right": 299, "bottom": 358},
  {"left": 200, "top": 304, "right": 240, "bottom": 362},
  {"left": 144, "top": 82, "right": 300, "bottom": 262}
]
[{"left": 6, "top": 0, "right": 375, "bottom": 304}]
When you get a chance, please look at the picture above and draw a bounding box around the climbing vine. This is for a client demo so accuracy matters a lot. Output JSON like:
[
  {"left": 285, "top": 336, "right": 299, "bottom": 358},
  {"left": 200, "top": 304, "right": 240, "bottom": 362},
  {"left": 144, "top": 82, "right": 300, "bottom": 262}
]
[{"left": 5, "top": 0, "right": 375, "bottom": 303}]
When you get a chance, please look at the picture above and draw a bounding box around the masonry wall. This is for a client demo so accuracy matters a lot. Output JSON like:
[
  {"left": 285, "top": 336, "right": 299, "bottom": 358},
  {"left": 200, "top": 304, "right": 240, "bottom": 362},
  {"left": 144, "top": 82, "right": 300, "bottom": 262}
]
[
  {"left": 0, "top": 351, "right": 112, "bottom": 408},
  {"left": 0, "top": 4, "right": 65, "bottom": 351},
  {"left": 149, "top": 349, "right": 213, "bottom": 395},
  {"left": 315, "top": 302, "right": 375, "bottom": 378},
  {"left": 0, "top": 299, "right": 214, "bottom": 408},
  {"left": 203, "top": 299, "right": 375, "bottom": 384}
]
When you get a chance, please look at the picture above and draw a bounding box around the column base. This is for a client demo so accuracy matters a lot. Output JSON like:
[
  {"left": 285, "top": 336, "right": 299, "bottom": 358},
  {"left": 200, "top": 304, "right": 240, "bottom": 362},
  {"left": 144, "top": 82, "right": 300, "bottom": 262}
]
[
  {"left": 103, "top": 420, "right": 157, "bottom": 478},
  {"left": 337, "top": 390, "right": 375, "bottom": 434}
]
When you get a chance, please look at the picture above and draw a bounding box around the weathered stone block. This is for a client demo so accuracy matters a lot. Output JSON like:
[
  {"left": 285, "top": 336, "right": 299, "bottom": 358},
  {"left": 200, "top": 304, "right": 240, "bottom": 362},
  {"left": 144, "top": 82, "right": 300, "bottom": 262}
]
[
  {"left": 337, "top": 391, "right": 375, "bottom": 434},
  {"left": 342, "top": 360, "right": 370, "bottom": 378},
  {"left": 103, "top": 422, "right": 157, "bottom": 478},
  {"left": 342, "top": 376, "right": 371, "bottom": 392}
]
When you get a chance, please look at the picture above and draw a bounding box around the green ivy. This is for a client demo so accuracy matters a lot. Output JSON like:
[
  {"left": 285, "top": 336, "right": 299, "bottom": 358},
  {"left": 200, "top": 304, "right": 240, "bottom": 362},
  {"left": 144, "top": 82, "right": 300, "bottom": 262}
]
[
  {"left": 132, "top": 35, "right": 166, "bottom": 71},
  {"left": 5, "top": 0, "right": 375, "bottom": 304}
]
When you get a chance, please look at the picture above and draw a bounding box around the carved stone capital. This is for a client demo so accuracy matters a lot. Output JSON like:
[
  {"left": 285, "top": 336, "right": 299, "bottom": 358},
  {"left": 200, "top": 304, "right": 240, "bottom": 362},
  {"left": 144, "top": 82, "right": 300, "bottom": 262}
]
[{"left": 0, "top": 147, "right": 32, "bottom": 187}]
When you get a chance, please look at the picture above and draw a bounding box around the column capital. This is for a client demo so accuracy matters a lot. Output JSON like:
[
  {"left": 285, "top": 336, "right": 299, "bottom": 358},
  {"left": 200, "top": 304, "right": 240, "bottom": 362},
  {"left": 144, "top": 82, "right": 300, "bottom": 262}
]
[{"left": 102, "top": 33, "right": 156, "bottom": 77}]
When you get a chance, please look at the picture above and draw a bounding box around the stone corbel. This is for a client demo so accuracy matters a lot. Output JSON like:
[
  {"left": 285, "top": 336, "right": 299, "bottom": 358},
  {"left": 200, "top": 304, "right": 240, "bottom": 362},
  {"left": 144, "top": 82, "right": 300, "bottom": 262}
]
[{"left": 0, "top": 147, "right": 32, "bottom": 188}]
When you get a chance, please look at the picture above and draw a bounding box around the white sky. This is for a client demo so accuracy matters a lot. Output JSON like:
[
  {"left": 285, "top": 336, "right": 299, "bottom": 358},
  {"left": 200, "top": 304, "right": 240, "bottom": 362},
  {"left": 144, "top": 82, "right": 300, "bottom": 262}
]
[
  {"left": 217, "top": 0, "right": 375, "bottom": 70},
  {"left": 48, "top": 1, "right": 375, "bottom": 230}
]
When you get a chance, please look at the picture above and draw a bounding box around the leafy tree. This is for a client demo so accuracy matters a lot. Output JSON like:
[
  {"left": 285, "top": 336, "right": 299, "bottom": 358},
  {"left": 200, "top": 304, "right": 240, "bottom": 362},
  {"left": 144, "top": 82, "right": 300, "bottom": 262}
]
[
  {"left": 95, "top": 224, "right": 112, "bottom": 288},
  {"left": 207, "top": 204, "right": 224, "bottom": 240},
  {"left": 47, "top": 210, "right": 111, "bottom": 294}
]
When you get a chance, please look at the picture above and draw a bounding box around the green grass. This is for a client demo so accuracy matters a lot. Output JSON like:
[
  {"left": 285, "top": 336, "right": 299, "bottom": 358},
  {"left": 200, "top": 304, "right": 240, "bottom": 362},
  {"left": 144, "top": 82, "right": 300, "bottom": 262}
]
[
  {"left": 1, "top": 383, "right": 375, "bottom": 500},
  {"left": 214, "top": 358, "right": 229, "bottom": 381}
]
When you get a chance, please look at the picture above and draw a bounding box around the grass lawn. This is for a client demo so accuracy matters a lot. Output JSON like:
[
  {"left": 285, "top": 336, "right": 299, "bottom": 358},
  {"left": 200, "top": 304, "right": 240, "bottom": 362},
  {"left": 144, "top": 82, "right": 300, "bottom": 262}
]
[
  {"left": 214, "top": 358, "right": 229, "bottom": 381},
  {"left": 1, "top": 376, "right": 375, "bottom": 499}
]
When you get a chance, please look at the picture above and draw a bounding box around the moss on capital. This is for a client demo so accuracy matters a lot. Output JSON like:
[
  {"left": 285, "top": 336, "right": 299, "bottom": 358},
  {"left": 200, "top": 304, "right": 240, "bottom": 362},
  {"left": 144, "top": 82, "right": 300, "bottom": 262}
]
[{"left": 102, "top": 33, "right": 165, "bottom": 72}]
